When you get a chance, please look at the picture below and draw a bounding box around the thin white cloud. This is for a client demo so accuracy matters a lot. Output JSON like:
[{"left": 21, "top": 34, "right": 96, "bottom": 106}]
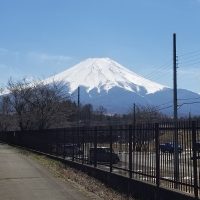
[
  {"left": 0, "top": 48, "right": 20, "bottom": 58},
  {"left": 0, "top": 48, "right": 9, "bottom": 55},
  {"left": 0, "top": 47, "right": 72, "bottom": 62},
  {"left": 0, "top": 64, "right": 7, "bottom": 69},
  {"left": 28, "top": 52, "right": 72, "bottom": 63},
  {"left": 0, "top": 48, "right": 73, "bottom": 86},
  {"left": 0, "top": 48, "right": 72, "bottom": 68}
]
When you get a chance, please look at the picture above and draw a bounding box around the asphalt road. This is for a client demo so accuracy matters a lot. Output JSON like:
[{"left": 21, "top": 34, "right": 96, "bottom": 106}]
[
  {"left": 114, "top": 150, "right": 196, "bottom": 184},
  {"left": 81, "top": 150, "right": 196, "bottom": 185},
  {"left": 0, "top": 143, "right": 97, "bottom": 200}
]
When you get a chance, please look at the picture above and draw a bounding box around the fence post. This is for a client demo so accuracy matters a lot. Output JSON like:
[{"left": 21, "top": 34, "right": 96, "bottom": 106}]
[
  {"left": 94, "top": 126, "right": 97, "bottom": 167},
  {"left": 63, "top": 130, "right": 66, "bottom": 159},
  {"left": 82, "top": 127, "right": 85, "bottom": 165},
  {"left": 110, "top": 126, "right": 113, "bottom": 173},
  {"left": 192, "top": 121, "right": 198, "bottom": 199},
  {"left": 155, "top": 123, "right": 160, "bottom": 199},
  {"left": 174, "top": 121, "right": 179, "bottom": 189},
  {"left": 129, "top": 125, "right": 133, "bottom": 179}
]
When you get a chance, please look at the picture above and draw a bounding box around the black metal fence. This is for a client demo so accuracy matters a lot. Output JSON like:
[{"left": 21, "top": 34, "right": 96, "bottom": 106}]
[{"left": 1, "top": 121, "right": 200, "bottom": 198}]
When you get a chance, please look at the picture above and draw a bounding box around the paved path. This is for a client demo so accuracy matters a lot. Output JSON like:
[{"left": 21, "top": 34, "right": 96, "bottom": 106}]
[{"left": 0, "top": 143, "right": 95, "bottom": 200}]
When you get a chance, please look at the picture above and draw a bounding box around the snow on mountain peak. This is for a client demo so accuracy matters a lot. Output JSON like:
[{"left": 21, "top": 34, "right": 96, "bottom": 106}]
[{"left": 45, "top": 57, "right": 166, "bottom": 94}]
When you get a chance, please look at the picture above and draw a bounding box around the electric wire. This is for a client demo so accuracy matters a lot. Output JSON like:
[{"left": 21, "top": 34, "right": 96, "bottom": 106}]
[
  {"left": 178, "top": 96, "right": 200, "bottom": 101},
  {"left": 143, "top": 61, "right": 172, "bottom": 80},
  {"left": 178, "top": 101, "right": 200, "bottom": 110}
]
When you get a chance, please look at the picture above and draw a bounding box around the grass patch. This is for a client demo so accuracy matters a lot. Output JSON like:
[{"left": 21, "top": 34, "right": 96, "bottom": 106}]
[{"left": 18, "top": 149, "right": 135, "bottom": 200}]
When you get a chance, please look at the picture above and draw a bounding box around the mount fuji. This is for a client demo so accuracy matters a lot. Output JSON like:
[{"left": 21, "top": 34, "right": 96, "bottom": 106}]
[{"left": 44, "top": 58, "right": 200, "bottom": 115}]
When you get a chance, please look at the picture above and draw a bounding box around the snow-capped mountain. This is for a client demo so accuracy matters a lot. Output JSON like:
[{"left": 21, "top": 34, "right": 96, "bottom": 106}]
[
  {"left": 45, "top": 58, "right": 167, "bottom": 95},
  {"left": 44, "top": 58, "right": 200, "bottom": 115}
]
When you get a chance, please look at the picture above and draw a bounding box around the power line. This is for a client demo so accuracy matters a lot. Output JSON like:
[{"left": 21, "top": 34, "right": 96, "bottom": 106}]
[
  {"left": 179, "top": 49, "right": 200, "bottom": 58},
  {"left": 179, "top": 49, "right": 200, "bottom": 69},
  {"left": 154, "top": 101, "right": 173, "bottom": 109},
  {"left": 179, "top": 52, "right": 200, "bottom": 60},
  {"left": 157, "top": 105, "right": 173, "bottom": 111},
  {"left": 180, "top": 56, "right": 200, "bottom": 64},
  {"left": 180, "top": 60, "right": 200, "bottom": 67},
  {"left": 136, "top": 105, "right": 173, "bottom": 116},
  {"left": 178, "top": 101, "right": 200, "bottom": 109},
  {"left": 178, "top": 96, "right": 200, "bottom": 101},
  {"left": 145, "top": 66, "right": 172, "bottom": 81},
  {"left": 143, "top": 62, "right": 172, "bottom": 80}
]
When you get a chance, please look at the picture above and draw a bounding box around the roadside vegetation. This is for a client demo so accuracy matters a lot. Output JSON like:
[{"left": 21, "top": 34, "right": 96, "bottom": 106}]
[
  {"left": 0, "top": 78, "right": 175, "bottom": 132},
  {"left": 18, "top": 148, "right": 135, "bottom": 200}
]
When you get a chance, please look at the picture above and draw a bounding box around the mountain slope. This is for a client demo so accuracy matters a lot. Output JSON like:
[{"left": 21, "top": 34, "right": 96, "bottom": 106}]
[
  {"left": 44, "top": 58, "right": 200, "bottom": 115},
  {"left": 45, "top": 58, "right": 167, "bottom": 95}
]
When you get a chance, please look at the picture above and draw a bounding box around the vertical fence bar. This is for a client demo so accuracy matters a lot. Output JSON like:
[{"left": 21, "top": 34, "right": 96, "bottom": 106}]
[
  {"left": 155, "top": 123, "right": 160, "bottom": 198},
  {"left": 56, "top": 131, "right": 58, "bottom": 156},
  {"left": 82, "top": 127, "right": 85, "bottom": 165},
  {"left": 110, "top": 126, "right": 113, "bottom": 173},
  {"left": 192, "top": 121, "right": 198, "bottom": 199},
  {"left": 132, "top": 123, "right": 135, "bottom": 178},
  {"left": 72, "top": 128, "right": 75, "bottom": 162},
  {"left": 129, "top": 125, "right": 133, "bottom": 179},
  {"left": 63, "top": 129, "right": 66, "bottom": 159},
  {"left": 94, "top": 126, "right": 97, "bottom": 168}
]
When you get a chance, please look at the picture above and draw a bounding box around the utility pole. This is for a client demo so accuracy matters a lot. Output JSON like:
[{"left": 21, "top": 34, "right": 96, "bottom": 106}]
[
  {"left": 133, "top": 103, "right": 136, "bottom": 153},
  {"left": 189, "top": 111, "right": 191, "bottom": 124},
  {"left": 133, "top": 103, "right": 136, "bottom": 126},
  {"left": 173, "top": 33, "right": 179, "bottom": 188},
  {"left": 78, "top": 86, "right": 80, "bottom": 110},
  {"left": 173, "top": 33, "right": 178, "bottom": 121},
  {"left": 77, "top": 86, "right": 80, "bottom": 147},
  {"left": 77, "top": 86, "right": 80, "bottom": 126}
]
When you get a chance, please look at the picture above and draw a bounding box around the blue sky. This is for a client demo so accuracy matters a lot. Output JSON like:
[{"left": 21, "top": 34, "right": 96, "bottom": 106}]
[{"left": 0, "top": 0, "right": 200, "bottom": 93}]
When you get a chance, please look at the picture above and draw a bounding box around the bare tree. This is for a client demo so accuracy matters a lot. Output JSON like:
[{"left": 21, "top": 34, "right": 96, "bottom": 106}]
[
  {"left": 80, "top": 104, "right": 93, "bottom": 126},
  {"left": 0, "top": 96, "right": 13, "bottom": 131},
  {"left": 6, "top": 78, "right": 32, "bottom": 130},
  {"left": 6, "top": 79, "right": 74, "bottom": 130},
  {"left": 128, "top": 104, "right": 167, "bottom": 124}
]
